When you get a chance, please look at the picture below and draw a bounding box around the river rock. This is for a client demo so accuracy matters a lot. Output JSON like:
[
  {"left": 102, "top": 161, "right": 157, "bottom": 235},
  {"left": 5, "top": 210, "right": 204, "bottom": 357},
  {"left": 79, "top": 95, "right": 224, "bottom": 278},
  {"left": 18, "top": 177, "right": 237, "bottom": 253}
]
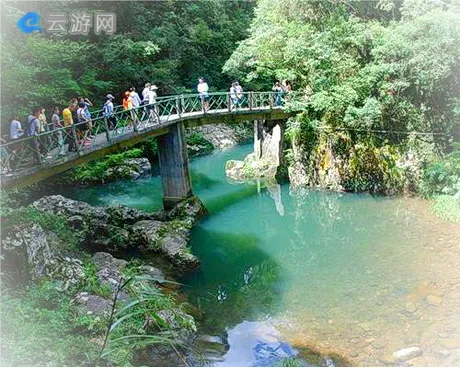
[
  {"left": 32, "top": 195, "right": 156, "bottom": 227},
  {"left": 191, "top": 124, "right": 251, "bottom": 149},
  {"left": 426, "top": 294, "right": 443, "bottom": 306},
  {"left": 73, "top": 292, "right": 112, "bottom": 316},
  {"left": 138, "top": 265, "right": 165, "bottom": 281},
  {"left": 392, "top": 347, "right": 422, "bottom": 361},
  {"left": 371, "top": 340, "right": 387, "bottom": 349},
  {"left": 151, "top": 308, "right": 197, "bottom": 338},
  {"left": 159, "top": 232, "right": 200, "bottom": 272},
  {"left": 131, "top": 220, "right": 166, "bottom": 250},
  {"left": 439, "top": 337, "right": 460, "bottom": 349},
  {"left": 2, "top": 223, "right": 55, "bottom": 280},
  {"left": 91, "top": 252, "right": 127, "bottom": 291},
  {"left": 405, "top": 302, "right": 417, "bottom": 313},
  {"left": 103, "top": 157, "right": 152, "bottom": 183}
]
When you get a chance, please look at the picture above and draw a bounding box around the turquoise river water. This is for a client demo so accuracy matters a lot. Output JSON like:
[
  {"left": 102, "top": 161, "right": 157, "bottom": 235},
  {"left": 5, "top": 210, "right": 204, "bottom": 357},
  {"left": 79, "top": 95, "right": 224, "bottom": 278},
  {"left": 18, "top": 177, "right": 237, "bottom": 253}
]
[{"left": 66, "top": 143, "right": 460, "bottom": 366}]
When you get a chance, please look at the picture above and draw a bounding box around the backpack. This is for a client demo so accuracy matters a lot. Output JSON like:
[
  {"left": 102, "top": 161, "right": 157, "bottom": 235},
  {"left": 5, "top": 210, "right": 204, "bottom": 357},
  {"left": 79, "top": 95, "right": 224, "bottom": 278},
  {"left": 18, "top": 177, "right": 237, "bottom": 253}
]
[{"left": 25, "top": 115, "right": 38, "bottom": 137}]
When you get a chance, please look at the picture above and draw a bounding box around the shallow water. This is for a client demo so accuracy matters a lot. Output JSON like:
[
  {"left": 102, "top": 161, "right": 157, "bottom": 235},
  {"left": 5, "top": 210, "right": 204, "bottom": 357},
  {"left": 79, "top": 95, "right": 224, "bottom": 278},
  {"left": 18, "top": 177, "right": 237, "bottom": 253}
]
[{"left": 68, "top": 143, "right": 460, "bottom": 366}]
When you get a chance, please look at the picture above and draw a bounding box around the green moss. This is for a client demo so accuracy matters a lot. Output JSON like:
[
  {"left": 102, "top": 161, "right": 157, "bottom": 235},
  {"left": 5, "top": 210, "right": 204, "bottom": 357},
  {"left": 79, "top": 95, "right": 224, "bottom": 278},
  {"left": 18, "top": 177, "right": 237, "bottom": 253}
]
[
  {"left": 186, "top": 132, "right": 214, "bottom": 157},
  {"left": 3, "top": 207, "right": 81, "bottom": 251},
  {"left": 81, "top": 262, "right": 113, "bottom": 298}
]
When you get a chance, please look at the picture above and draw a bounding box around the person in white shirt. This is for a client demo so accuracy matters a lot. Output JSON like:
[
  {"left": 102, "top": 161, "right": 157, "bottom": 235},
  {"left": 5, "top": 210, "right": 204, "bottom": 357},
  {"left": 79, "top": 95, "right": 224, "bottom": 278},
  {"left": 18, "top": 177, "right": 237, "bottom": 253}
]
[
  {"left": 130, "top": 87, "right": 142, "bottom": 108},
  {"left": 148, "top": 85, "right": 159, "bottom": 123},
  {"left": 142, "top": 83, "right": 151, "bottom": 105},
  {"left": 230, "top": 82, "right": 238, "bottom": 109},
  {"left": 10, "top": 116, "right": 24, "bottom": 140},
  {"left": 197, "top": 77, "right": 210, "bottom": 112}
]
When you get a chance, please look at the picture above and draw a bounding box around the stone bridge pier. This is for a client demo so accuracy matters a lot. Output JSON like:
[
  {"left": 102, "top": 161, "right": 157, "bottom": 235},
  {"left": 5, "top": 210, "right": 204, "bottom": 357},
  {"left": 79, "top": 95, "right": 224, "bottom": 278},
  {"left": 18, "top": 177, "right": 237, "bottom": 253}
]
[{"left": 157, "top": 122, "right": 193, "bottom": 209}]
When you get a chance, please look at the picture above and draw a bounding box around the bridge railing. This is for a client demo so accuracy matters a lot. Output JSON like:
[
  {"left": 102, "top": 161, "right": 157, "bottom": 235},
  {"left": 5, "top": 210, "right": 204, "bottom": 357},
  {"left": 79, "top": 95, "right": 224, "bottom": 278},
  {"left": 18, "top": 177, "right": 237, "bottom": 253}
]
[{"left": 0, "top": 91, "right": 291, "bottom": 179}]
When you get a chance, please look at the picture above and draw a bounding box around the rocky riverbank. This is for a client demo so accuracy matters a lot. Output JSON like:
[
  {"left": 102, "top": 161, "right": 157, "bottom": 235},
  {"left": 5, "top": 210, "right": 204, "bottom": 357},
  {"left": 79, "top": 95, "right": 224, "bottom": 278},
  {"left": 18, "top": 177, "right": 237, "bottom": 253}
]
[{"left": 0, "top": 195, "right": 213, "bottom": 366}]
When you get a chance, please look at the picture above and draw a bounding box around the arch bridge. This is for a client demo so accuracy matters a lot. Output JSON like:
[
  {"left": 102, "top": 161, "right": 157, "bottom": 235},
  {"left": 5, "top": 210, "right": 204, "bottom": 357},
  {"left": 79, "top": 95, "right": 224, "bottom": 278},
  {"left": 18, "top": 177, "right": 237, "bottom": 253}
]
[{"left": 1, "top": 91, "right": 296, "bottom": 208}]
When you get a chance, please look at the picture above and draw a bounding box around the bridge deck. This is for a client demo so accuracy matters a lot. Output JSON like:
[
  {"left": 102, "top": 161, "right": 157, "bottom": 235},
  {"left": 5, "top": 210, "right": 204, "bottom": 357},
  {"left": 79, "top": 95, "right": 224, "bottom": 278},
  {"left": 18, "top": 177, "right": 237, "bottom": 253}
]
[{"left": 1, "top": 92, "right": 293, "bottom": 189}]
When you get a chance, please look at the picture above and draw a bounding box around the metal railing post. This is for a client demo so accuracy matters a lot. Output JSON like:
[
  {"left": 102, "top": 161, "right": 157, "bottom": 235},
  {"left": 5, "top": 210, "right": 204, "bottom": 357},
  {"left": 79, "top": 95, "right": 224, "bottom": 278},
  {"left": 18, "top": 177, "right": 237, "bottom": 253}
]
[
  {"left": 269, "top": 92, "right": 274, "bottom": 109},
  {"left": 176, "top": 96, "right": 182, "bottom": 117},
  {"left": 104, "top": 116, "right": 111, "bottom": 142},
  {"left": 249, "top": 92, "right": 254, "bottom": 110},
  {"left": 181, "top": 95, "right": 185, "bottom": 114},
  {"left": 133, "top": 109, "right": 139, "bottom": 132},
  {"left": 228, "top": 93, "right": 232, "bottom": 112},
  {"left": 72, "top": 125, "right": 80, "bottom": 153}
]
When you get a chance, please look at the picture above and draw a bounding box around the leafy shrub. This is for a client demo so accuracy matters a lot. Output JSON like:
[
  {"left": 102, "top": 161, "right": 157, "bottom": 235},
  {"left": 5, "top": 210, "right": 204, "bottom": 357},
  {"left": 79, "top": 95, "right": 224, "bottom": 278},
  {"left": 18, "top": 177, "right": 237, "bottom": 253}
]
[
  {"left": 186, "top": 132, "right": 214, "bottom": 157},
  {"left": 420, "top": 144, "right": 460, "bottom": 197},
  {"left": 70, "top": 148, "right": 143, "bottom": 184}
]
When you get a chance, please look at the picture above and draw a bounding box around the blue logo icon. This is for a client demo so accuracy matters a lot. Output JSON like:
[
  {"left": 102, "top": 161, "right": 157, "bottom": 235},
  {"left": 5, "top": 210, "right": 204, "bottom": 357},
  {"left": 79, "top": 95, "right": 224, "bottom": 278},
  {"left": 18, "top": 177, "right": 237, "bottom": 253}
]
[{"left": 17, "top": 12, "right": 42, "bottom": 34}]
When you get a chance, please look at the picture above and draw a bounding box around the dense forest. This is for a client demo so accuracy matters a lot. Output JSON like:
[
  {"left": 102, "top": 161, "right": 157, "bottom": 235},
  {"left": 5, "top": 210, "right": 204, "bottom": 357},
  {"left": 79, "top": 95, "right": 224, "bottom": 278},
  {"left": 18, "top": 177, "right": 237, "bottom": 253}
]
[{"left": 0, "top": 0, "right": 254, "bottom": 125}]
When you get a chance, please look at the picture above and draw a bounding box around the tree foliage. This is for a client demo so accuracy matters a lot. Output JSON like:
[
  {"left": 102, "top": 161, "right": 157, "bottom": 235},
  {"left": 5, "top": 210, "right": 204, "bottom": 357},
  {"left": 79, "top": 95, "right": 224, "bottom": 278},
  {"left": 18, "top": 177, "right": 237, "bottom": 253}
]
[
  {"left": 0, "top": 0, "right": 254, "bottom": 127},
  {"left": 224, "top": 0, "right": 460, "bottom": 150}
]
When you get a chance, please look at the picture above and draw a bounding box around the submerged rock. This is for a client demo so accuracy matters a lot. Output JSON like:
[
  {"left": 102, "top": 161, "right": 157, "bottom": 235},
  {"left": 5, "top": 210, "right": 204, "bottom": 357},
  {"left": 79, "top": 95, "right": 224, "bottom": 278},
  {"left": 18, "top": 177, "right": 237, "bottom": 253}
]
[
  {"left": 392, "top": 347, "right": 422, "bottom": 361},
  {"left": 426, "top": 294, "right": 443, "bottom": 306}
]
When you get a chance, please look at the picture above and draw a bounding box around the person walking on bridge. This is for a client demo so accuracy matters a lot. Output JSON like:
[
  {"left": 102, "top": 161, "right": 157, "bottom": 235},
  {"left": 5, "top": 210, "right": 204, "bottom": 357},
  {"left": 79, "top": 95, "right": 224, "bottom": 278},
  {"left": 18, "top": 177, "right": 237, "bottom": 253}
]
[
  {"left": 197, "top": 77, "right": 210, "bottom": 113},
  {"left": 51, "top": 107, "right": 66, "bottom": 157},
  {"left": 104, "top": 94, "right": 117, "bottom": 131},
  {"left": 27, "top": 107, "right": 45, "bottom": 164},
  {"left": 63, "top": 101, "right": 77, "bottom": 153},
  {"left": 123, "top": 91, "right": 137, "bottom": 130},
  {"left": 148, "top": 85, "right": 159, "bottom": 124}
]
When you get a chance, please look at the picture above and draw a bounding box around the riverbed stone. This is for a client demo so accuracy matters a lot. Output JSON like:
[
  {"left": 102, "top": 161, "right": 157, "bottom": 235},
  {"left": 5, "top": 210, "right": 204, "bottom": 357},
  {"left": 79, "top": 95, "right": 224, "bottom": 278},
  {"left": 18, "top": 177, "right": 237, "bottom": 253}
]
[
  {"left": 2, "top": 223, "right": 56, "bottom": 280},
  {"left": 405, "top": 302, "right": 417, "bottom": 313},
  {"left": 371, "top": 340, "right": 387, "bottom": 349},
  {"left": 73, "top": 292, "right": 112, "bottom": 316},
  {"left": 426, "top": 294, "right": 443, "bottom": 306},
  {"left": 392, "top": 347, "right": 423, "bottom": 361},
  {"left": 439, "top": 337, "right": 460, "bottom": 349},
  {"left": 138, "top": 265, "right": 165, "bottom": 281}
]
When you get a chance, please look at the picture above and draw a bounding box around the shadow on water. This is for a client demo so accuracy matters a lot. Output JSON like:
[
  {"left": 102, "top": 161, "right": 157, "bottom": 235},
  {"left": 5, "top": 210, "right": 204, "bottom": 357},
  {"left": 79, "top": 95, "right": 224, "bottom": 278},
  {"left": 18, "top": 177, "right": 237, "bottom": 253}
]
[
  {"left": 190, "top": 171, "right": 221, "bottom": 190},
  {"left": 203, "top": 184, "right": 259, "bottom": 215},
  {"left": 182, "top": 228, "right": 283, "bottom": 335}
]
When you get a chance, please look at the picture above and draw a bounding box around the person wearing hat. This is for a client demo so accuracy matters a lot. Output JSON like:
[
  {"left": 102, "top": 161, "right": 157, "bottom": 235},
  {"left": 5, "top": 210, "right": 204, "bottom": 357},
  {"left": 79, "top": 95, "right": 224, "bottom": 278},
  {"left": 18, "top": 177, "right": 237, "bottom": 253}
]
[{"left": 104, "top": 94, "right": 117, "bottom": 131}]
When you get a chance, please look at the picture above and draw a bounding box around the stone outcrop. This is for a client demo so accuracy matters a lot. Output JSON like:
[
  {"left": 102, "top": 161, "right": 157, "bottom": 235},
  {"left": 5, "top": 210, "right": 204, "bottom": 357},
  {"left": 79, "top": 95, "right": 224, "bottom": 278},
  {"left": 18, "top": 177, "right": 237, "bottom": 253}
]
[
  {"left": 225, "top": 122, "right": 283, "bottom": 183},
  {"left": 1, "top": 223, "right": 85, "bottom": 289},
  {"left": 104, "top": 157, "right": 152, "bottom": 182},
  {"left": 190, "top": 124, "right": 251, "bottom": 149},
  {"left": 31, "top": 195, "right": 205, "bottom": 272}
]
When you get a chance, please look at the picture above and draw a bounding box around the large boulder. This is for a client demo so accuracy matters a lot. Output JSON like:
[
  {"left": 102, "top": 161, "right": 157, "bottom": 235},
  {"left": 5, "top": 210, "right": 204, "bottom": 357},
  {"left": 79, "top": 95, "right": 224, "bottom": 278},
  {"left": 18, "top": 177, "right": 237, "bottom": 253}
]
[
  {"left": 2, "top": 224, "right": 56, "bottom": 281},
  {"left": 1, "top": 223, "right": 85, "bottom": 288},
  {"left": 92, "top": 252, "right": 127, "bottom": 292},
  {"left": 30, "top": 195, "right": 206, "bottom": 273},
  {"left": 104, "top": 157, "right": 152, "bottom": 182}
]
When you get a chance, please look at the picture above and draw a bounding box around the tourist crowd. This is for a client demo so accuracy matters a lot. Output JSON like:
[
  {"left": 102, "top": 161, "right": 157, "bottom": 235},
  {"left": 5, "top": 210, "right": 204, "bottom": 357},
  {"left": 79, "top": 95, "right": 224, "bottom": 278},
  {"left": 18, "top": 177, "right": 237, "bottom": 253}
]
[{"left": 1, "top": 78, "right": 292, "bottom": 175}]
